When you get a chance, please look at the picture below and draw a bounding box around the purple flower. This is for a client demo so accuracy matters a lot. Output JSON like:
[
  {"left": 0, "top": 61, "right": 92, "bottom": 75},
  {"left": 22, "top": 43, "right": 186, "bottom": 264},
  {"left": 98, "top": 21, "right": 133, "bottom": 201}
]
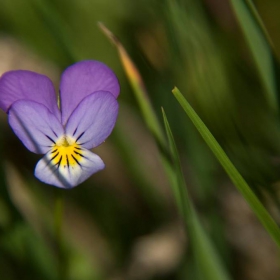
[{"left": 0, "top": 60, "right": 120, "bottom": 188}]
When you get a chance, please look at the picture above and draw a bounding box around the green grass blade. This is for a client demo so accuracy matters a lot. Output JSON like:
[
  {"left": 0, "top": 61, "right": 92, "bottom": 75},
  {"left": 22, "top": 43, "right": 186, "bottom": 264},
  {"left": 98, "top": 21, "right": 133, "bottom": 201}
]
[
  {"left": 230, "top": 0, "right": 277, "bottom": 110},
  {"left": 162, "top": 109, "right": 231, "bottom": 280},
  {"left": 99, "top": 23, "right": 166, "bottom": 149},
  {"left": 99, "top": 23, "right": 177, "bottom": 191},
  {"left": 162, "top": 108, "right": 190, "bottom": 220},
  {"left": 173, "top": 87, "right": 280, "bottom": 248}
]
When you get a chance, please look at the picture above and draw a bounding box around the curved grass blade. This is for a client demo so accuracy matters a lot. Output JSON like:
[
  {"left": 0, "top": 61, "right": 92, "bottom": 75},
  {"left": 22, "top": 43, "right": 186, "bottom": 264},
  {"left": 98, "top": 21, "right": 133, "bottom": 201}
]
[
  {"left": 230, "top": 0, "right": 277, "bottom": 110},
  {"left": 162, "top": 109, "right": 231, "bottom": 280},
  {"left": 173, "top": 87, "right": 280, "bottom": 248},
  {"left": 99, "top": 23, "right": 177, "bottom": 216},
  {"left": 99, "top": 22, "right": 177, "bottom": 195},
  {"left": 98, "top": 22, "right": 166, "bottom": 149}
]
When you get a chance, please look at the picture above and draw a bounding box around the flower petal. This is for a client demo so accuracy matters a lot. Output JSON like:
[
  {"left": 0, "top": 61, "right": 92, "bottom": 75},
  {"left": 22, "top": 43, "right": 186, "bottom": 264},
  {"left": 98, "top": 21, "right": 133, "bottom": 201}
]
[
  {"left": 0, "top": 70, "right": 61, "bottom": 121},
  {"left": 60, "top": 60, "right": 120, "bottom": 124},
  {"left": 65, "top": 91, "right": 118, "bottom": 149},
  {"left": 9, "top": 100, "right": 64, "bottom": 154},
  {"left": 34, "top": 148, "right": 105, "bottom": 188}
]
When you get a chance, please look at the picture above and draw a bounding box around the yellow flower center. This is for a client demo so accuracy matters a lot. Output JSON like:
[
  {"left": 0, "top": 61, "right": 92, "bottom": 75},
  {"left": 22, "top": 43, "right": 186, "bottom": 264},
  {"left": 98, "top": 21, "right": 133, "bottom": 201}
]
[{"left": 50, "top": 136, "right": 83, "bottom": 168}]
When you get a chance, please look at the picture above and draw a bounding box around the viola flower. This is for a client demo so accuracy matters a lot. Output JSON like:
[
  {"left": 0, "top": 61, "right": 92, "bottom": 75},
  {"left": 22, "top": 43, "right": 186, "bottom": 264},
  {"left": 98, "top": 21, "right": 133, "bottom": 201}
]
[{"left": 0, "top": 60, "right": 119, "bottom": 188}]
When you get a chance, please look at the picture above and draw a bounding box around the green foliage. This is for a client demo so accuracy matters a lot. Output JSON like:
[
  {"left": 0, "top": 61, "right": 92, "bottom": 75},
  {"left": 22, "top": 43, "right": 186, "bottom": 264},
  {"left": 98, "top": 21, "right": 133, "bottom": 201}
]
[
  {"left": 230, "top": 0, "right": 277, "bottom": 110},
  {"left": 173, "top": 87, "right": 280, "bottom": 248},
  {"left": 0, "top": 0, "right": 280, "bottom": 279},
  {"left": 162, "top": 109, "right": 231, "bottom": 280}
]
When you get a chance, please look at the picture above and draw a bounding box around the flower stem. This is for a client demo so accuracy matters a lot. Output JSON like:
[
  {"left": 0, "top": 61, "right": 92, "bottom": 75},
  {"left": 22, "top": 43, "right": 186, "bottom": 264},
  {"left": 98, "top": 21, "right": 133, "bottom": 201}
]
[{"left": 54, "top": 189, "right": 67, "bottom": 280}]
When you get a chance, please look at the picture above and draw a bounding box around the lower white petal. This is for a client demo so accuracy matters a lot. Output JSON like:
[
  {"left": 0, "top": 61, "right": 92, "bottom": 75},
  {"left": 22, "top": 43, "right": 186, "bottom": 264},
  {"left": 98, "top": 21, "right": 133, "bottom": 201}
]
[{"left": 34, "top": 148, "right": 105, "bottom": 188}]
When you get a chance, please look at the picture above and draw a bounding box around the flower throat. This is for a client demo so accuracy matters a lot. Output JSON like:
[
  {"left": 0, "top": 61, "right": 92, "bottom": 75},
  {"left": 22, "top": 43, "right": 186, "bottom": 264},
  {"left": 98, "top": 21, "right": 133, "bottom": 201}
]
[{"left": 50, "top": 135, "right": 83, "bottom": 168}]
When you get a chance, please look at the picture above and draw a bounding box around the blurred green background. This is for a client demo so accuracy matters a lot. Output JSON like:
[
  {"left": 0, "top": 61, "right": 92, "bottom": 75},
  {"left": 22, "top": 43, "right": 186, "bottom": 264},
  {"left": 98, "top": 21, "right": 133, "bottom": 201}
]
[{"left": 0, "top": 0, "right": 280, "bottom": 279}]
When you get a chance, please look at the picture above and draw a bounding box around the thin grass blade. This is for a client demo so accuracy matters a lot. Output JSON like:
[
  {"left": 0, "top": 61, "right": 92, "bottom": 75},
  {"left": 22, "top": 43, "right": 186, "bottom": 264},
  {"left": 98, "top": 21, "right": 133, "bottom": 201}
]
[
  {"left": 162, "top": 109, "right": 231, "bottom": 280},
  {"left": 99, "top": 22, "right": 176, "bottom": 191},
  {"left": 230, "top": 0, "right": 277, "bottom": 110},
  {"left": 173, "top": 87, "right": 280, "bottom": 248},
  {"left": 98, "top": 23, "right": 166, "bottom": 149}
]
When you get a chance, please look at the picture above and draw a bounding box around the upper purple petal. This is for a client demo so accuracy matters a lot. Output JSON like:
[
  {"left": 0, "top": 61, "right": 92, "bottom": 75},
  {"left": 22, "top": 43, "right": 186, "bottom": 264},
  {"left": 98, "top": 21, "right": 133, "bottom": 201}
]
[
  {"left": 60, "top": 60, "right": 120, "bottom": 125},
  {"left": 9, "top": 100, "right": 64, "bottom": 154},
  {"left": 0, "top": 70, "right": 61, "bottom": 121},
  {"left": 65, "top": 91, "right": 119, "bottom": 149}
]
